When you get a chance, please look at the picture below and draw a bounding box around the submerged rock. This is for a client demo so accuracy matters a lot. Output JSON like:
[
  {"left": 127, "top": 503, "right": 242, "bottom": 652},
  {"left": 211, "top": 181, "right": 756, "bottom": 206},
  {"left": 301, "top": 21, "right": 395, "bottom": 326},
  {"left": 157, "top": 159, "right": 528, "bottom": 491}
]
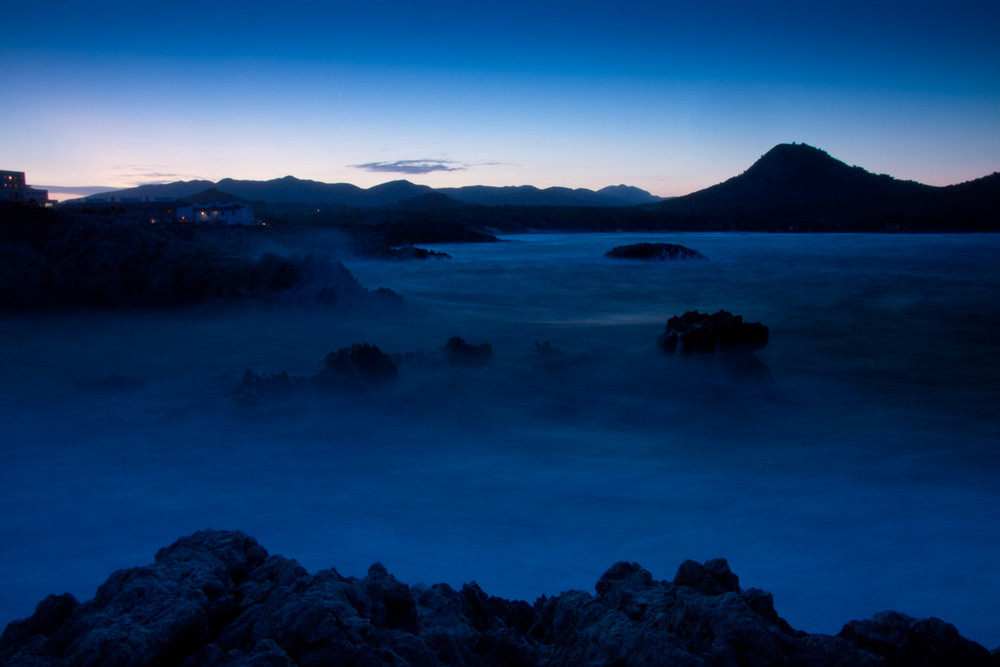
[
  {"left": 3, "top": 530, "right": 996, "bottom": 667},
  {"left": 235, "top": 370, "right": 309, "bottom": 406},
  {"left": 534, "top": 340, "right": 561, "bottom": 356},
  {"left": 233, "top": 343, "right": 397, "bottom": 404},
  {"left": 444, "top": 336, "right": 493, "bottom": 365},
  {"left": 606, "top": 242, "right": 706, "bottom": 261}
]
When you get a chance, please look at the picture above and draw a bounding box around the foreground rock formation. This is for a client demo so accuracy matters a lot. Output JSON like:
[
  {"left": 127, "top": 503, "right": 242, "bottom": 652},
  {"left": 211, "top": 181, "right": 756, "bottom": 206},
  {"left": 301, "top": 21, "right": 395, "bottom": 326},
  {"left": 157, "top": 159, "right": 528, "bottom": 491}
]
[{"left": 2, "top": 531, "right": 996, "bottom": 666}]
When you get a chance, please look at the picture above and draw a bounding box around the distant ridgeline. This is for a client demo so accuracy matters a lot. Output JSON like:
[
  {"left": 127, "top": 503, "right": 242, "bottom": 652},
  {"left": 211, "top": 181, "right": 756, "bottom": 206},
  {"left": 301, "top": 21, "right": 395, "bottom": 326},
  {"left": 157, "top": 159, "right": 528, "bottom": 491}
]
[
  {"left": 65, "top": 144, "right": 999, "bottom": 232},
  {"left": 75, "top": 179, "right": 664, "bottom": 208}
]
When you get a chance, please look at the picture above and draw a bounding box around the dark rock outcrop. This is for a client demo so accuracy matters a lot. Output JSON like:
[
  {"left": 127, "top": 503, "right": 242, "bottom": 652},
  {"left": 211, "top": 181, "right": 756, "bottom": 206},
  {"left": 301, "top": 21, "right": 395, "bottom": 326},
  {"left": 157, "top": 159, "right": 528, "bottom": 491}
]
[
  {"left": 606, "top": 242, "right": 706, "bottom": 260},
  {"left": 2, "top": 530, "right": 996, "bottom": 666},
  {"left": 658, "top": 310, "right": 773, "bottom": 385},
  {"left": 839, "top": 611, "right": 998, "bottom": 667},
  {"left": 313, "top": 343, "right": 399, "bottom": 392},
  {"left": 658, "top": 310, "right": 769, "bottom": 355}
]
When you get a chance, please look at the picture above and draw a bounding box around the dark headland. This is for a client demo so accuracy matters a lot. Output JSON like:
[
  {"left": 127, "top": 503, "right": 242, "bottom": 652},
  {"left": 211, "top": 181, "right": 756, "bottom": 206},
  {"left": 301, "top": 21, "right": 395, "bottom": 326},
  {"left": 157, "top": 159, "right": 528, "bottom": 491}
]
[{"left": 2, "top": 530, "right": 998, "bottom": 666}]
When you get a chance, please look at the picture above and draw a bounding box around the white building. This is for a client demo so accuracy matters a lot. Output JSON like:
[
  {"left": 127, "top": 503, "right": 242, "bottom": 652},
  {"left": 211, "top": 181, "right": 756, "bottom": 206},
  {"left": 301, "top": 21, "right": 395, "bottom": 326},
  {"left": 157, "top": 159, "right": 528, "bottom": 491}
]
[{"left": 175, "top": 202, "right": 256, "bottom": 225}]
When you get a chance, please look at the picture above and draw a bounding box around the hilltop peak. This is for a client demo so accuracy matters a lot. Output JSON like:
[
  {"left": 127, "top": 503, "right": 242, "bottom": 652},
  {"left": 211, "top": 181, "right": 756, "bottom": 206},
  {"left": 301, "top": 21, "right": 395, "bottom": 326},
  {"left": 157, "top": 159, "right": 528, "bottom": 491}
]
[
  {"left": 366, "top": 180, "right": 434, "bottom": 201},
  {"left": 596, "top": 184, "right": 663, "bottom": 204},
  {"left": 652, "top": 142, "right": 960, "bottom": 230},
  {"left": 746, "top": 143, "right": 847, "bottom": 176},
  {"left": 719, "top": 142, "right": 895, "bottom": 195},
  {"left": 369, "top": 179, "right": 418, "bottom": 189},
  {"left": 762, "top": 142, "right": 830, "bottom": 157}
]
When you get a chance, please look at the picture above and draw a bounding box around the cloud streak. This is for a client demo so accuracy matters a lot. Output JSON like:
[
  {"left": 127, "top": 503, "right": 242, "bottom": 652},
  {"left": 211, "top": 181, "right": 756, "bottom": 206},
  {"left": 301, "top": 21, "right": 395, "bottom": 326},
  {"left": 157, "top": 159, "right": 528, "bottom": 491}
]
[
  {"left": 350, "top": 159, "right": 467, "bottom": 175},
  {"left": 34, "top": 185, "right": 116, "bottom": 196},
  {"left": 114, "top": 166, "right": 206, "bottom": 186}
]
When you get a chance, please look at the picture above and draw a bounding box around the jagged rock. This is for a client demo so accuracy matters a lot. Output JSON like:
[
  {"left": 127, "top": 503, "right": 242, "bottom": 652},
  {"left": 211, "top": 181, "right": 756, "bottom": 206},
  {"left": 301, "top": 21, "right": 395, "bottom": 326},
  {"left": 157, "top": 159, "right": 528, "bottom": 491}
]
[
  {"left": 3, "top": 531, "right": 996, "bottom": 666},
  {"left": 658, "top": 309, "right": 769, "bottom": 355},
  {"left": 444, "top": 337, "right": 493, "bottom": 365},
  {"left": 673, "top": 558, "right": 740, "bottom": 595},
  {"left": 839, "top": 611, "right": 997, "bottom": 667},
  {"left": 606, "top": 242, "right": 706, "bottom": 261}
]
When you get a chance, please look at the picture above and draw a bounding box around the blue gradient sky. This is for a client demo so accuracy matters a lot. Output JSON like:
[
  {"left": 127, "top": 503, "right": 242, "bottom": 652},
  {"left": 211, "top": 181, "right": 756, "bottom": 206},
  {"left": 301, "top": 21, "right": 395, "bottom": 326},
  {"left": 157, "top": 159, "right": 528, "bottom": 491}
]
[{"left": 4, "top": 0, "right": 998, "bottom": 198}]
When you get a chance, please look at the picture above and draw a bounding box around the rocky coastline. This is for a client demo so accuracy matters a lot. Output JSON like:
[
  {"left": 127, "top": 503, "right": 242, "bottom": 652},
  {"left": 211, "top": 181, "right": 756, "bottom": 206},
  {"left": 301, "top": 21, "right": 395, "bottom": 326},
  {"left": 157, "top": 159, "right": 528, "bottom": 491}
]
[{"left": 2, "top": 531, "right": 997, "bottom": 666}]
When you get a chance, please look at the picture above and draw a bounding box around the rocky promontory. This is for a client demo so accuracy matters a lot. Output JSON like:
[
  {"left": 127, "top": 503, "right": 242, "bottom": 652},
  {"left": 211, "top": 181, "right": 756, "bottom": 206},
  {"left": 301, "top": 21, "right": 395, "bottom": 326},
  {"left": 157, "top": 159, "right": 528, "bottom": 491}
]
[{"left": 2, "top": 531, "right": 996, "bottom": 666}]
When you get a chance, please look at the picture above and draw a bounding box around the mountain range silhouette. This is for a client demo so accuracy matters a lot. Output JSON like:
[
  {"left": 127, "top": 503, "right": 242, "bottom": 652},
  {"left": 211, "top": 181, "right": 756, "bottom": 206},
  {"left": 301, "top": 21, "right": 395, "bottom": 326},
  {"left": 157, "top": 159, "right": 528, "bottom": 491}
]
[
  {"left": 76, "top": 144, "right": 999, "bottom": 231},
  {"left": 87, "top": 176, "right": 662, "bottom": 208}
]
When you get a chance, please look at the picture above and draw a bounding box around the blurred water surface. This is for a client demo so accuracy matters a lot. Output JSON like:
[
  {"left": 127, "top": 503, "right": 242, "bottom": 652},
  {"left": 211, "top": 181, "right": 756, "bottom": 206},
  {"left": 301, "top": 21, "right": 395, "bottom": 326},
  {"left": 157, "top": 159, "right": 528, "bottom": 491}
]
[{"left": 2, "top": 232, "right": 998, "bottom": 647}]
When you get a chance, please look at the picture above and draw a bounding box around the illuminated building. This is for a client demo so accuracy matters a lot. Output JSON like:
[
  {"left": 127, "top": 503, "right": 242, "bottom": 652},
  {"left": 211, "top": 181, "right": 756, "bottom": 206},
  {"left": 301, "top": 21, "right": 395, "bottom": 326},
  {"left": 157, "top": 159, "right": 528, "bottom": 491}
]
[{"left": 0, "top": 170, "right": 50, "bottom": 205}]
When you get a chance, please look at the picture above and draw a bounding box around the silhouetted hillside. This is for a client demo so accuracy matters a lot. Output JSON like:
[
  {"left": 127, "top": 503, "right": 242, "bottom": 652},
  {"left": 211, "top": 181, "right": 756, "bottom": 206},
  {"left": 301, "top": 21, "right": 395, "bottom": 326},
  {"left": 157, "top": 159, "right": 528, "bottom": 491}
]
[
  {"left": 649, "top": 143, "right": 999, "bottom": 231},
  {"left": 437, "top": 184, "right": 661, "bottom": 206},
  {"left": 84, "top": 179, "right": 216, "bottom": 201},
  {"left": 85, "top": 180, "right": 663, "bottom": 208},
  {"left": 183, "top": 188, "right": 250, "bottom": 204},
  {"left": 597, "top": 184, "right": 665, "bottom": 204},
  {"left": 215, "top": 176, "right": 366, "bottom": 205},
  {"left": 381, "top": 192, "right": 469, "bottom": 210},
  {"left": 365, "top": 179, "right": 435, "bottom": 203}
]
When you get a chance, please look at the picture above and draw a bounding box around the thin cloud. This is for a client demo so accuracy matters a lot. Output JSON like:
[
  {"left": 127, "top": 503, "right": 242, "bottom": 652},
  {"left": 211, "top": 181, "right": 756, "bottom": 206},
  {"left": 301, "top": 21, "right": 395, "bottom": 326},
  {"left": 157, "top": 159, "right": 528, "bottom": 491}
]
[
  {"left": 350, "top": 159, "right": 467, "bottom": 175},
  {"left": 33, "top": 185, "right": 116, "bottom": 196},
  {"left": 113, "top": 166, "right": 206, "bottom": 186}
]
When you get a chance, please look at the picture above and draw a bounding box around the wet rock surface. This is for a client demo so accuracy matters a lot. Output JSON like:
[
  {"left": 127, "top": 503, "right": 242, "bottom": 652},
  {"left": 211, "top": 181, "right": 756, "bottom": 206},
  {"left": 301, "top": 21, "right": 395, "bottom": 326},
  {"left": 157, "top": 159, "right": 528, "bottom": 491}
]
[{"left": 3, "top": 530, "right": 996, "bottom": 666}]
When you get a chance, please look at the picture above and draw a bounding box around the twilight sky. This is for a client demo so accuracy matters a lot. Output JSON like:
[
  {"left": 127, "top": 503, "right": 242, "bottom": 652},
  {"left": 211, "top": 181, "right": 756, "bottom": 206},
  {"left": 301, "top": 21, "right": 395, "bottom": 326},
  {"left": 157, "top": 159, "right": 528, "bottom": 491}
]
[{"left": 4, "top": 0, "right": 999, "bottom": 199}]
